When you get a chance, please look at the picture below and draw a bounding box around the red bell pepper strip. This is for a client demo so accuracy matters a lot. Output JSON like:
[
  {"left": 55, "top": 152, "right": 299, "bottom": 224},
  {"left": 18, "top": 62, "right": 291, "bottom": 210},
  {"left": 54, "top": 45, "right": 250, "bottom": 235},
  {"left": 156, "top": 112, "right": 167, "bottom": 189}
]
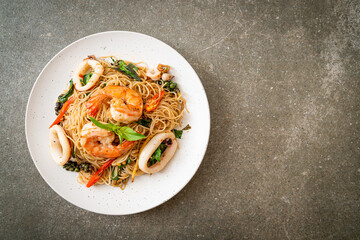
[
  {"left": 86, "top": 159, "right": 115, "bottom": 188},
  {"left": 145, "top": 91, "right": 165, "bottom": 112},
  {"left": 49, "top": 96, "right": 74, "bottom": 128}
]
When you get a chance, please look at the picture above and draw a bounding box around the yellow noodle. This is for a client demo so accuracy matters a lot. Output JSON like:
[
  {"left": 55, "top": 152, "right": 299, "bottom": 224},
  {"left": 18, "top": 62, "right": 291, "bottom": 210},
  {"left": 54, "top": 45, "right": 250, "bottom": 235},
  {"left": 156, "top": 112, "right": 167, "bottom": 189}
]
[{"left": 61, "top": 56, "right": 185, "bottom": 188}]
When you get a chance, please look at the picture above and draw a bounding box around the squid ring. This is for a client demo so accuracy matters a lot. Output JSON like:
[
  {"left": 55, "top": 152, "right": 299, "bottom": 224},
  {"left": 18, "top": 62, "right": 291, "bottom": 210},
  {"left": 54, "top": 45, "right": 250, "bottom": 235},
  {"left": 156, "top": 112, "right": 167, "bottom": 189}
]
[
  {"left": 49, "top": 125, "right": 71, "bottom": 165},
  {"left": 139, "top": 132, "right": 177, "bottom": 174},
  {"left": 73, "top": 59, "right": 104, "bottom": 91}
]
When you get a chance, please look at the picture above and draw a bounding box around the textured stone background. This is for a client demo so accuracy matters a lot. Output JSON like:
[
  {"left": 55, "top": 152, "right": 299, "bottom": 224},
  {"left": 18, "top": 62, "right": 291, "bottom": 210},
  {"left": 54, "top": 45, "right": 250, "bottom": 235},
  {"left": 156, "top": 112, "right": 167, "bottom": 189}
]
[{"left": 1, "top": 0, "right": 359, "bottom": 239}]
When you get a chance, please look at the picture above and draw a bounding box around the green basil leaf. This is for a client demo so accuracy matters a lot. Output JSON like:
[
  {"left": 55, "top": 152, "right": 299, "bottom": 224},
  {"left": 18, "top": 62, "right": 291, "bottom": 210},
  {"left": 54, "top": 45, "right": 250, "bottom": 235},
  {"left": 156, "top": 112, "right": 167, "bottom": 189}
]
[
  {"left": 159, "top": 143, "right": 167, "bottom": 152},
  {"left": 148, "top": 144, "right": 167, "bottom": 167},
  {"left": 81, "top": 72, "right": 93, "bottom": 86},
  {"left": 127, "top": 63, "right": 138, "bottom": 71},
  {"left": 111, "top": 167, "right": 119, "bottom": 180},
  {"left": 120, "top": 158, "right": 132, "bottom": 168},
  {"left": 89, "top": 117, "right": 116, "bottom": 132},
  {"left": 172, "top": 129, "right": 183, "bottom": 139},
  {"left": 119, "top": 126, "right": 146, "bottom": 141},
  {"left": 116, "top": 60, "right": 133, "bottom": 77},
  {"left": 152, "top": 147, "right": 162, "bottom": 162},
  {"left": 126, "top": 64, "right": 141, "bottom": 81},
  {"left": 112, "top": 60, "right": 141, "bottom": 81},
  {"left": 89, "top": 117, "right": 144, "bottom": 144},
  {"left": 58, "top": 79, "right": 74, "bottom": 103},
  {"left": 113, "top": 128, "right": 124, "bottom": 145},
  {"left": 112, "top": 67, "right": 133, "bottom": 78},
  {"left": 148, "top": 158, "right": 156, "bottom": 167}
]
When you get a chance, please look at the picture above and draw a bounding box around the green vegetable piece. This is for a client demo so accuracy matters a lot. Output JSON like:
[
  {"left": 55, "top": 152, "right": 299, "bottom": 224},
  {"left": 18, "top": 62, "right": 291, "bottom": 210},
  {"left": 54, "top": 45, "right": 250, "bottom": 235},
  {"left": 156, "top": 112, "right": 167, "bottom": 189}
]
[
  {"left": 136, "top": 118, "right": 152, "bottom": 128},
  {"left": 159, "top": 143, "right": 167, "bottom": 152},
  {"left": 153, "top": 147, "right": 162, "bottom": 162},
  {"left": 89, "top": 117, "right": 145, "bottom": 144},
  {"left": 58, "top": 79, "right": 74, "bottom": 103},
  {"left": 119, "top": 158, "right": 132, "bottom": 168},
  {"left": 111, "top": 167, "right": 119, "bottom": 180},
  {"left": 148, "top": 143, "right": 167, "bottom": 166},
  {"left": 127, "top": 63, "right": 138, "bottom": 71},
  {"left": 119, "top": 126, "right": 146, "bottom": 141},
  {"left": 149, "top": 147, "right": 162, "bottom": 166},
  {"left": 81, "top": 72, "right": 93, "bottom": 86},
  {"left": 172, "top": 129, "right": 183, "bottom": 139},
  {"left": 112, "top": 60, "right": 141, "bottom": 81},
  {"left": 89, "top": 117, "right": 116, "bottom": 131},
  {"left": 126, "top": 63, "right": 141, "bottom": 81},
  {"left": 170, "top": 82, "right": 177, "bottom": 89},
  {"left": 75, "top": 168, "right": 80, "bottom": 172}
]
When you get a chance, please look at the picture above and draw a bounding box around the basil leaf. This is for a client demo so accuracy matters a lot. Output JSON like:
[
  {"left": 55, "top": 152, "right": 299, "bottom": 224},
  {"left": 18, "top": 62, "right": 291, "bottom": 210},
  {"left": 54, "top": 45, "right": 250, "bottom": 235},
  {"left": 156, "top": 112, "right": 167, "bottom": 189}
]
[
  {"left": 126, "top": 64, "right": 141, "bottom": 81},
  {"left": 149, "top": 147, "right": 162, "bottom": 166},
  {"left": 58, "top": 79, "right": 74, "bottom": 103},
  {"left": 148, "top": 143, "right": 168, "bottom": 167},
  {"left": 112, "top": 67, "right": 133, "bottom": 78},
  {"left": 172, "top": 129, "right": 183, "bottom": 139},
  {"left": 136, "top": 118, "right": 152, "bottom": 128},
  {"left": 113, "top": 128, "right": 124, "bottom": 145},
  {"left": 120, "top": 158, "right": 132, "bottom": 168},
  {"left": 159, "top": 143, "right": 167, "bottom": 152},
  {"left": 111, "top": 167, "right": 119, "bottom": 180},
  {"left": 112, "top": 60, "right": 141, "bottom": 81},
  {"left": 153, "top": 147, "right": 162, "bottom": 162},
  {"left": 81, "top": 72, "right": 93, "bottom": 86},
  {"left": 113, "top": 60, "right": 133, "bottom": 77},
  {"left": 89, "top": 117, "right": 145, "bottom": 144},
  {"left": 89, "top": 117, "right": 116, "bottom": 132},
  {"left": 127, "top": 63, "right": 138, "bottom": 71},
  {"left": 119, "top": 126, "right": 146, "bottom": 141}
]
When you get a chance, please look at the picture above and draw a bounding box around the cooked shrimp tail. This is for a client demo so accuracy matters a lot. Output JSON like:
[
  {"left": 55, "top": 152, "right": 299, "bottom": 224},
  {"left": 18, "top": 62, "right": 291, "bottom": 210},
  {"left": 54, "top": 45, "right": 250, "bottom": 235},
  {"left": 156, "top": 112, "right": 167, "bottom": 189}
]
[{"left": 86, "top": 92, "right": 105, "bottom": 117}]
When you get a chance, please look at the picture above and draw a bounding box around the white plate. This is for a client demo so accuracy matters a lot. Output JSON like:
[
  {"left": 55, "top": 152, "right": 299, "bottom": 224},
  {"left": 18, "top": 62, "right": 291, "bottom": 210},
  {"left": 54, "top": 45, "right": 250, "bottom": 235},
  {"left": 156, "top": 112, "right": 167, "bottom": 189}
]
[{"left": 25, "top": 31, "right": 210, "bottom": 215}]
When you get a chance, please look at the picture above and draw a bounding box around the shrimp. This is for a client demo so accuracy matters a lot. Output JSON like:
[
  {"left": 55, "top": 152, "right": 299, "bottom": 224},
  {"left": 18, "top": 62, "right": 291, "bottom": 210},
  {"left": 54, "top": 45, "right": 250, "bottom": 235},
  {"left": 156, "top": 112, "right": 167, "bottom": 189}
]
[
  {"left": 161, "top": 73, "right": 174, "bottom": 81},
  {"left": 86, "top": 85, "right": 143, "bottom": 123},
  {"left": 73, "top": 59, "right": 104, "bottom": 91},
  {"left": 146, "top": 68, "right": 161, "bottom": 80},
  {"left": 80, "top": 122, "right": 136, "bottom": 158}
]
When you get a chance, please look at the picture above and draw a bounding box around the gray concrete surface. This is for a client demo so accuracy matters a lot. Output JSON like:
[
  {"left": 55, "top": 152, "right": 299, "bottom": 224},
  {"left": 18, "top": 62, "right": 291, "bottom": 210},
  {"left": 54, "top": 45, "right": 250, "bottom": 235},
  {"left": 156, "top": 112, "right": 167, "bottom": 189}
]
[{"left": 1, "top": 0, "right": 359, "bottom": 239}]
